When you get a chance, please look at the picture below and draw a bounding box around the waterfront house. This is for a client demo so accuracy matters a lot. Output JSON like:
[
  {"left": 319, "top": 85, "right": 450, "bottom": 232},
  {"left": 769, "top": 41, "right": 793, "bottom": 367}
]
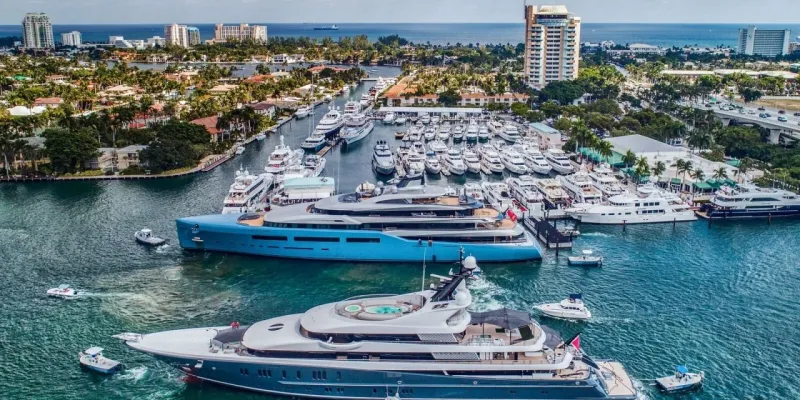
[
  {"left": 247, "top": 101, "right": 277, "bottom": 118},
  {"left": 244, "top": 74, "right": 276, "bottom": 84},
  {"left": 85, "top": 148, "right": 116, "bottom": 171},
  {"left": 33, "top": 97, "right": 64, "bottom": 108},
  {"left": 100, "top": 85, "right": 138, "bottom": 99},
  {"left": 116, "top": 145, "right": 148, "bottom": 170},
  {"left": 190, "top": 115, "right": 224, "bottom": 142},
  {"left": 208, "top": 84, "right": 239, "bottom": 95}
]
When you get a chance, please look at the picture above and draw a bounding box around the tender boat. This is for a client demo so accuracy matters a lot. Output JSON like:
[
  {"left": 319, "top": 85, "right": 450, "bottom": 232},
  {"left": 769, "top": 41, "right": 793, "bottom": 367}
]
[
  {"left": 47, "top": 284, "right": 79, "bottom": 299},
  {"left": 372, "top": 140, "right": 396, "bottom": 175},
  {"left": 656, "top": 365, "right": 705, "bottom": 393},
  {"left": 135, "top": 228, "right": 166, "bottom": 246},
  {"left": 79, "top": 347, "right": 121, "bottom": 375},
  {"left": 535, "top": 294, "right": 592, "bottom": 321},
  {"left": 234, "top": 144, "right": 246, "bottom": 155},
  {"left": 383, "top": 111, "right": 396, "bottom": 124},
  {"left": 394, "top": 131, "right": 406, "bottom": 139},
  {"left": 255, "top": 132, "right": 266, "bottom": 141},
  {"left": 119, "top": 258, "right": 637, "bottom": 399},
  {"left": 395, "top": 115, "right": 408, "bottom": 125},
  {"left": 341, "top": 113, "right": 375, "bottom": 146},
  {"left": 568, "top": 250, "right": 603, "bottom": 267},
  {"left": 424, "top": 151, "right": 442, "bottom": 174}
]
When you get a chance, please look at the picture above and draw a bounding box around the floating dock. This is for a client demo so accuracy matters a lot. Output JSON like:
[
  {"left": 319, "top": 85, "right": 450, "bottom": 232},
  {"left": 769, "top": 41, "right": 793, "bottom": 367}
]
[{"left": 522, "top": 216, "right": 574, "bottom": 251}]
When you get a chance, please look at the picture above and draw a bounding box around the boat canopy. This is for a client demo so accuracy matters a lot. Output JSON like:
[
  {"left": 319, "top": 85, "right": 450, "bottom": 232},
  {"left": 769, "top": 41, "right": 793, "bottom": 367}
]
[
  {"left": 676, "top": 365, "right": 689, "bottom": 374},
  {"left": 469, "top": 307, "right": 532, "bottom": 330},
  {"left": 84, "top": 347, "right": 104, "bottom": 356},
  {"left": 213, "top": 325, "right": 251, "bottom": 345},
  {"left": 582, "top": 250, "right": 593, "bottom": 255},
  {"left": 569, "top": 293, "right": 582, "bottom": 300}
]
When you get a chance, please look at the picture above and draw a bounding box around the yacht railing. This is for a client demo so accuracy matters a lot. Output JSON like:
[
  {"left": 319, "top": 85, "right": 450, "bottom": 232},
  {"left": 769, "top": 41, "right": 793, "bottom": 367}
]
[{"left": 342, "top": 294, "right": 399, "bottom": 301}]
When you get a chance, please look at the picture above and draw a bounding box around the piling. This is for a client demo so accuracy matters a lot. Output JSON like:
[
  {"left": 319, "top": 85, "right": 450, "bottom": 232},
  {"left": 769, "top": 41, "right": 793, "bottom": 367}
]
[{"left": 622, "top": 220, "right": 626, "bottom": 232}]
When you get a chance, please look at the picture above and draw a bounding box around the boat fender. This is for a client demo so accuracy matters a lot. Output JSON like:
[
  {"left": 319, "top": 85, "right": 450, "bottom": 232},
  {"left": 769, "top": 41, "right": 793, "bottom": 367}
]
[{"left": 432, "top": 254, "right": 437, "bottom": 262}]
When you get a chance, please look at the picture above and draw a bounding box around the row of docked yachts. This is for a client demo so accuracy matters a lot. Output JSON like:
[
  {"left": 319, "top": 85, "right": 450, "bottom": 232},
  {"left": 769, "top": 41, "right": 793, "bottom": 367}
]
[
  {"left": 398, "top": 118, "right": 523, "bottom": 144},
  {"left": 221, "top": 136, "right": 333, "bottom": 214},
  {"left": 300, "top": 101, "right": 379, "bottom": 151}
]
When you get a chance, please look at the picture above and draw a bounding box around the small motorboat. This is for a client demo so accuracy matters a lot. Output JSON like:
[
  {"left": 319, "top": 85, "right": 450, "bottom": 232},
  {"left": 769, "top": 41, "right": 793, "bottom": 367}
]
[
  {"left": 395, "top": 131, "right": 406, "bottom": 139},
  {"left": 656, "top": 365, "right": 705, "bottom": 393},
  {"left": 134, "top": 229, "right": 166, "bottom": 246},
  {"left": 568, "top": 249, "right": 603, "bottom": 267},
  {"left": 255, "top": 132, "right": 266, "bottom": 141},
  {"left": 395, "top": 116, "right": 408, "bottom": 125},
  {"left": 535, "top": 293, "right": 592, "bottom": 321},
  {"left": 79, "top": 347, "right": 121, "bottom": 375},
  {"left": 235, "top": 145, "right": 246, "bottom": 155},
  {"left": 47, "top": 284, "right": 79, "bottom": 299}
]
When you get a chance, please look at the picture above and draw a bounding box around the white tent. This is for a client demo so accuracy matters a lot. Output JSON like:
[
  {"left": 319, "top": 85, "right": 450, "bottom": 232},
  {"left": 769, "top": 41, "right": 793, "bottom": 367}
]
[{"left": 7, "top": 105, "right": 46, "bottom": 116}]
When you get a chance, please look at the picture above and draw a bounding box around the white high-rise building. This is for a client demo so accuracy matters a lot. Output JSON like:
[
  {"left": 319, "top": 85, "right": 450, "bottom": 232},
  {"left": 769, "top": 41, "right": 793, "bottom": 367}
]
[
  {"left": 523, "top": 5, "right": 581, "bottom": 88},
  {"left": 61, "top": 31, "right": 82, "bottom": 47},
  {"left": 22, "top": 13, "right": 54, "bottom": 49},
  {"left": 737, "top": 26, "right": 791, "bottom": 56},
  {"left": 164, "top": 24, "right": 189, "bottom": 48},
  {"left": 213, "top": 23, "right": 267, "bottom": 43}
]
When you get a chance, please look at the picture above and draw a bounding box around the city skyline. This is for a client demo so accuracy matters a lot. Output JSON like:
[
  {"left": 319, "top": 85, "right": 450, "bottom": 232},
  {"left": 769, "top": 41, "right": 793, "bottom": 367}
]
[{"left": 3, "top": 0, "right": 800, "bottom": 25}]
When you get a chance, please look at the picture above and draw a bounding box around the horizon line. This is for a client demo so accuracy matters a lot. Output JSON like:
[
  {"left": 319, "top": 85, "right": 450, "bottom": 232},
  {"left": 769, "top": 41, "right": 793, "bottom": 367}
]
[{"left": 1, "top": 21, "right": 800, "bottom": 26}]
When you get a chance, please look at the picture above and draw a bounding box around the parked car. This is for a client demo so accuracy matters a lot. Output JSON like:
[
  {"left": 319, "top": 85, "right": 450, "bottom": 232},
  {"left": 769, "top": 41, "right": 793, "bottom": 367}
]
[
  {"left": 758, "top": 107, "right": 766, "bottom": 111},
  {"left": 794, "top": 112, "right": 800, "bottom": 117},
  {"left": 778, "top": 110, "right": 786, "bottom": 114},
  {"left": 778, "top": 116, "right": 788, "bottom": 122},
  {"left": 759, "top": 113, "right": 768, "bottom": 118},
  {"left": 747, "top": 109, "right": 756, "bottom": 115}
]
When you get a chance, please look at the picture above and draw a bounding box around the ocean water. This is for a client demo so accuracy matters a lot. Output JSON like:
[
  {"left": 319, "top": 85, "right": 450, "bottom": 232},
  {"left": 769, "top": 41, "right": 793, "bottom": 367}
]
[
  {"left": 1, "top": 75, "right": 800, "bottom": 400},
  {"left": 1, "top": 23, "right": 798, "bottom": 48}
]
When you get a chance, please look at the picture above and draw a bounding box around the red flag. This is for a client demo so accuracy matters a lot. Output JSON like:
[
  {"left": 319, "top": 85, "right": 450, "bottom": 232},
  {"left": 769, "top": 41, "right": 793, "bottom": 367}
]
[
  {"left": 570, "top": 335, "right": 581, "bottom": 352},
  {"left": 506, "top": 209, "right": 518, "bottom": 222}
]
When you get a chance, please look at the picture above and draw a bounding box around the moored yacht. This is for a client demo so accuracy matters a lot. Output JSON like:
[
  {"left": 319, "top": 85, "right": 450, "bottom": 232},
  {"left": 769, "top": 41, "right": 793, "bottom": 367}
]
[
  {"left": 341, "top": 113, "right": 375, "bottom": 146},
  {"left": 566, "top": 190, "right": 697, "bottom": 224},
  {"left": 522, "top": 149, "right": 552, "bottom": 175},
  {"left": 477, "top": 145, "right": 505, "bottom": 174},
  {"left": 359, "top": 94, "right": 372, "bottom": 107},
  {"left": 437, "top": 123, "right": 451, "bottom": 141},
  {"left": 500, "top": 147, "right": 529, "bottom": 175},
  {"left": 295, "top": 104, "right": 311, "bottom": 119},
  {"left": 478, "top": 125, "right": 490, "bottom": 142},
  {"left": 481, "top": 182, "right": 515, "bottom": 211},
  {"left": 265, "top": 136, "right": 303, "bottom": 175},
  {"left": 558, "top": 170, "right": 603, "bottom": 204},
  {"left": 222, "top": 168, "right": 275, "bottom": 214},
  {"left": 423, "top": 125, "right": 437, "bottom": 141},
  {"left": 427, "top": 140, "right": 448, "bottom": 156},
  {"left": 372, "top": 140, "right": 395, "bottom": 175},
  {"left": 461, "top": 148, "right": 482, "bottom": 174},
  {"left": 342, "top": 101, "right": 361, "bottom": 119},
  {"left": 303, "top": 155, "right": 327, "bottom": 177},
  {"left": 452, "top": 125, "right": 465, "bottom": 142},
  {"left": 313, "top": 108, "right": 345, "bottom": 139},
  {"left": 420, "top": 112, "right": 431, "bottom": 124},
  {"left": 498, "top": 123, "right": 521, "bottom": 142},
  {"left": 424, "top": 151, "right": 442, "bottom": 174},
  {"left": 698, "top": 183, "right": 800, "bottom": 219},
  {"left": 588, "top": 164, "right": 626, "bottom": 199},
  {"left": 507, "top": 175, "right": 545, "bottom": 211},
  {"left": 176, "top": 183, "right": 541, "bottom": 262},
  {"left": 404, "top": 151, "right": 426, "bottom": 179},
  {"left": 544, "top": 149, "right": 574, "bottom": 174},
  {"left": 300, "top": 133, "right": 328, "bottom": 152},
  {"left": 441, "top": 149, "right": 467, "bottom": 175},
  {"left": 487, "top": 120, "right": 504, "bottom": 136},
  {"left": 535, "top": 178, "right": 570, "bottom": 208},
  {"left": 271, "top": 177, "right": 336, "bottom": 207},
  {"left": 383, "top": 111, "right": 396, "bottom": 125},
  {"left": 121, "top": 261, "right": 638, "bottom": 399}
]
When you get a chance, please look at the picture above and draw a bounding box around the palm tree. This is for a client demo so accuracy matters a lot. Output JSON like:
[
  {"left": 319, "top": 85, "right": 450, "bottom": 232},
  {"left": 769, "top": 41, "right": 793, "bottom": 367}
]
[
  {"left": 594, "top": 140, "right": 613, "bottom": 165},
  {"left": 734, "top": 158, "right": 753, "bottom": 183},
  {"left": 653, "top": 161, "right": 666, "bottom": 183},
  {"left": 690, "top": 169, "right": 705, "bottom": 194},
  {"left": 672, "top": 159, "right": 693, "bottom": 192},
  {"left": 712, "top": 166, "right": 728, "bottom": 181},
  {"left": 622, "top": 150, "right": 636, "bottom": 169},
  {"left": 634, "top": 156, "right": 650, "bottom": 183}
]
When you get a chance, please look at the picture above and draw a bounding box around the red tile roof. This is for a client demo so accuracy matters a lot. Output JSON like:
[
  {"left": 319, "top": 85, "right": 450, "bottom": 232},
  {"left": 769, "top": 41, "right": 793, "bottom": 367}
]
[
  {"left": 34, "top": 97, "right": 64, "bottom": 105},
  {"left": 190, "top": 116, "right": 221, "bottom": 135}
]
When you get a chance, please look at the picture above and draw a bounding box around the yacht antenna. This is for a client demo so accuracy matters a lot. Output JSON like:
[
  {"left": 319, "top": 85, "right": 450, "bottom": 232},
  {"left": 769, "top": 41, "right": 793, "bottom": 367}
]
[{"left": 421, "top": 247, "right": 427, "bottom": 291}]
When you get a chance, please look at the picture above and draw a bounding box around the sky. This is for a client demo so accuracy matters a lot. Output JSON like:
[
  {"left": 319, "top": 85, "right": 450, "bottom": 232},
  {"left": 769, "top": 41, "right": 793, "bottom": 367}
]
[{"left": 2, "top": 0, "right": 800, "bottom": 25}]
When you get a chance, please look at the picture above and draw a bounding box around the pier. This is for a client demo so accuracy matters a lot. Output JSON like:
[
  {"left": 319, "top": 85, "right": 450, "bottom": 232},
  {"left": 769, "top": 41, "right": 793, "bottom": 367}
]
[{"left": 523, "top": 216, "right": 574, "bottom": 251}]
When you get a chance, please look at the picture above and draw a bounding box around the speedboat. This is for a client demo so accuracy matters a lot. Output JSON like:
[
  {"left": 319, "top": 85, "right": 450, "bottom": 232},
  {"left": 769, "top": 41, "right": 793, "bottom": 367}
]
[
  {"left": 478, "top": 125, "right": 490, "bottom": 142},
  {"left": 568, "top": 250, "right": 603, "bottom": 267},
  {"left": 79, "top": 347, "right": 121, "bottom": 375},
  {"left": 424, "top": 151, "right": 442, "bottom": 174},
  {"left": 135, "top": 229, "right": 166, "bottom": 246},
  {"left": 441, "top": 149, "right": 467, "bottom": 175},
  {"left": 295, "top": 105, "right": 311, "bottom": 119},
  {"left": 340, "top": 113, "right": 375, "bottom": 146},
  {"left": 372, "top": 140, "right": 395, "bottom": 175},
  {"left": 255, "top": 132, "right": 266, "bottom": 141},
  {"left": 462, "top": 147, "right": 482, "bottom": 174},
  {"left": 535, "top": 294, "right": 592, "bottom": 321},
  {"left": 222, "top": 168, "right": 274, "bottom": 214},
  {"left": 234, "top": 144, "right": 245, "bottom": 155},
  {"left": 395, "top": 115, "right": 408, "bottom": 125},
  {"left": 47, "top": 284, "right": 79, "bottom": 299},
  {"left": 303, "top": 155, "right": 327, "bottom": 177},
  {"left": 394, "top": 131, "right": 406, "bottom": 140},
  {"left": 500, "top": 148, "right": 529, "bottom": 175},
  {"left": 383, "top": 111, "right": 396, "bottom": 124},
  {"left": 656, "top": 366, "right": 705, "bottom": 393}
]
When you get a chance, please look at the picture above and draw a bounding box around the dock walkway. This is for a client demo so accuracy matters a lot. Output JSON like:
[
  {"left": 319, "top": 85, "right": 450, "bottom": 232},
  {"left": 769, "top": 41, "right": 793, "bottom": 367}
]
[{"left": 522, "top": 216, "right": 573, "bottom": 251}]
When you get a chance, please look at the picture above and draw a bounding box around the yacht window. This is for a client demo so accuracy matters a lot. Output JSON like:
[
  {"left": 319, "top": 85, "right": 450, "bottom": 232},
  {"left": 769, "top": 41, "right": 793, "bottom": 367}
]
[
  {"left": 346, "top": 237, "right": 381, "bottom": 243},
  {"left": 635, "top": 203, "right": 640, "bottom": 207},
  {"left": 625, "top": 212, "right": 631, "bottom": 215},
  {"left": 294, "top": 237, "right": 340, "bottom": 242},
  {"left": 253, "top": 235, "right": 288, "bottom": 241}
]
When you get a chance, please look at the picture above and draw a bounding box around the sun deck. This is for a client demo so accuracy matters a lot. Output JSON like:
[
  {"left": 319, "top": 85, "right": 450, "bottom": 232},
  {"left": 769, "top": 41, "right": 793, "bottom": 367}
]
[
  {"left": 596, "top": 361, "right": 638, "bottom": 398},
  {"left": 237, "top": 213, "right": 265, "bottom": 227}
]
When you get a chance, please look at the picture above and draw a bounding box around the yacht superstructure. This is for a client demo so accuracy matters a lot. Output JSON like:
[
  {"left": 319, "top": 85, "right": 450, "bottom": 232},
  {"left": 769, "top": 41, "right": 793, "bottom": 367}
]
[
  {"left": 558, "top": 171, "right": 603, "bottom": 204},
  {"left": 699, "top": 184, "right": 800, "bottom": 219},
  {"left": 177, "top": 183, "right": 541, "bottom": 262},
  {"left": 544, "top": 149, "right": 574, "bottom": 174},
  {"left": 588, "top": 164, "right": 626, "bottom": 199},
  {"left": 566, "top": 190, "right": 697, "bottom": 224},
  {"left": 222, "top": 168, "right": 274, "bottom": 214},
  {"left": 265, "top": 136, "right": 303, "bottom": 175},
  {"left": 341, "top": 113, "right": 375, "bottom": 145},
  {"left": 122, "top": 262, "right": 636, "bottom": 399}
]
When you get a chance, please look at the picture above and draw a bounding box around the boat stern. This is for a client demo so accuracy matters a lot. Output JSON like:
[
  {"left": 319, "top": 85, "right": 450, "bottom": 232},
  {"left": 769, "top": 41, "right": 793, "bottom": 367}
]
[{"left": 595, "top": 361, "right": 639, "bottom": 399}]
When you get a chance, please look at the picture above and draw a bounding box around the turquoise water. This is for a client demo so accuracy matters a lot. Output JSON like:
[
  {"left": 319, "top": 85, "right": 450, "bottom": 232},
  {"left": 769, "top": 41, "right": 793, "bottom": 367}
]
[{"left": 1, "top": 75, "right": 800, "bottom": 399}]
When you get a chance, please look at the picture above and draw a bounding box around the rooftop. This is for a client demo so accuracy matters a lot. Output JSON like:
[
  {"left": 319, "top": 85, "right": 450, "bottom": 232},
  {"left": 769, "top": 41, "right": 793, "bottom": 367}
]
[
  {"left": 606, "top": 134, "right": 681, "bottom": 154},
  {"left": 529, "top": 122, "right": 560, "bottom": 134}
]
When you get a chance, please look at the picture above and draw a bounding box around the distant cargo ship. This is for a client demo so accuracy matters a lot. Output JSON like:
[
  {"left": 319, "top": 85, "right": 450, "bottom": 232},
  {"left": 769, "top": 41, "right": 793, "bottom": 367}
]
[{"left": 313, "top": 25, "right": 339, "bottom": 31}]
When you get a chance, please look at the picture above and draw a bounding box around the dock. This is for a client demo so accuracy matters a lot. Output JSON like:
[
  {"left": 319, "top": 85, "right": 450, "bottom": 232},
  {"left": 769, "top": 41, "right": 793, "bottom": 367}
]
[
  {"left": 522, "top": 216, "right": 574, "bottom": 251},
  {"left": 317, "top": 138, "right": 343, "bottom": 157}
]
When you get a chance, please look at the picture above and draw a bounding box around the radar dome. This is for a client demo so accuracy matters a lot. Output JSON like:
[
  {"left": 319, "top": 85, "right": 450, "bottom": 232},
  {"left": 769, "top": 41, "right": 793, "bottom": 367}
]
[
  {"left": 463, "top": 256, "right": 478, "bottom": 270},
  {"left": 455, "top": 289, "right": 470, "bottom": 306}
]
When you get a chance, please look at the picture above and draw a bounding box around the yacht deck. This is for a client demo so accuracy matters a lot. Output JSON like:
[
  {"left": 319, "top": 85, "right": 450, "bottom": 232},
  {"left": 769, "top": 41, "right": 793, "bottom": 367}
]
[
  {"left": 238, "top": 214, "right": 265, "bottom": 227},
  {"left": 596, "top": 361, "right": 638, "bottom": 397}
]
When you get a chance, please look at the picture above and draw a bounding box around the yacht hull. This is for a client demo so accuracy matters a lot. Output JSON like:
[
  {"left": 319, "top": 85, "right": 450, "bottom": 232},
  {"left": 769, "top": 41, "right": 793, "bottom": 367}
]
[
  {"left": 699, "top": 205, "right": 800, "bottom": 219},
  {"left": 140, "top": 352, "right": 619, "bottom": 400},
  {"left": 567, "top": 210, "right": 697, "bottom": 224},
  {"left": 344, "top": 122, "right": 375, "bottom": 146},
  {"left": 176, "top": 215, "right": 541, "bottom": 262}
]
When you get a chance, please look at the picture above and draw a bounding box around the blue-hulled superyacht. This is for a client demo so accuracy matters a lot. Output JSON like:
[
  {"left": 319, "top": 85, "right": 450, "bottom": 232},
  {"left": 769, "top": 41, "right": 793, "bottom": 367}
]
[
  {"left": 119, "top": 261, "right": 638, "bottom": 399},
  {"left": 176, "top": 182, "right": 541, "bottom": 262}
]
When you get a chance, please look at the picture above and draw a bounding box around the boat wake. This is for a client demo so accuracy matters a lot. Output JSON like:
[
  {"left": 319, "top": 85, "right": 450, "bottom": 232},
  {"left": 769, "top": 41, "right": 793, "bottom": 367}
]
[
  {"left": 155, "top": 244, "right": 172, "bottom": 254},
  {"left": 116, "top": 366, "right": 148, "bottom": 382},
  {"left": 589, "top": 316, "right": 635, "bottom": 325},
  {"left": 468, "top": 277, "right": 509, "bottom": 312},
  {"left": 579, "top": 232, "right": 611, "bottom": 238}
]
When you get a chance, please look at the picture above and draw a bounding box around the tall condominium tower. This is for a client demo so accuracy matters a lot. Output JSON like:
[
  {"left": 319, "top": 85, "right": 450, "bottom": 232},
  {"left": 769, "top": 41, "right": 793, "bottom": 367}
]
[
  {"left": 187, "top": 27, "right": 201, "bottom": 46},
  {"left": 164, "top": 24, "right": 189, "bottom": 48},
  {"left": 22, "top": 13, "right": 54, "bottom": 49},
  {"left": 523, "top": 5, "right": 581, "bottom": 88},
  {"left": 737, "top": 26, "right": 791, "bottom": 56},
  {"left": 61, "top": 31, "right": 82, "bottom": 47}
]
